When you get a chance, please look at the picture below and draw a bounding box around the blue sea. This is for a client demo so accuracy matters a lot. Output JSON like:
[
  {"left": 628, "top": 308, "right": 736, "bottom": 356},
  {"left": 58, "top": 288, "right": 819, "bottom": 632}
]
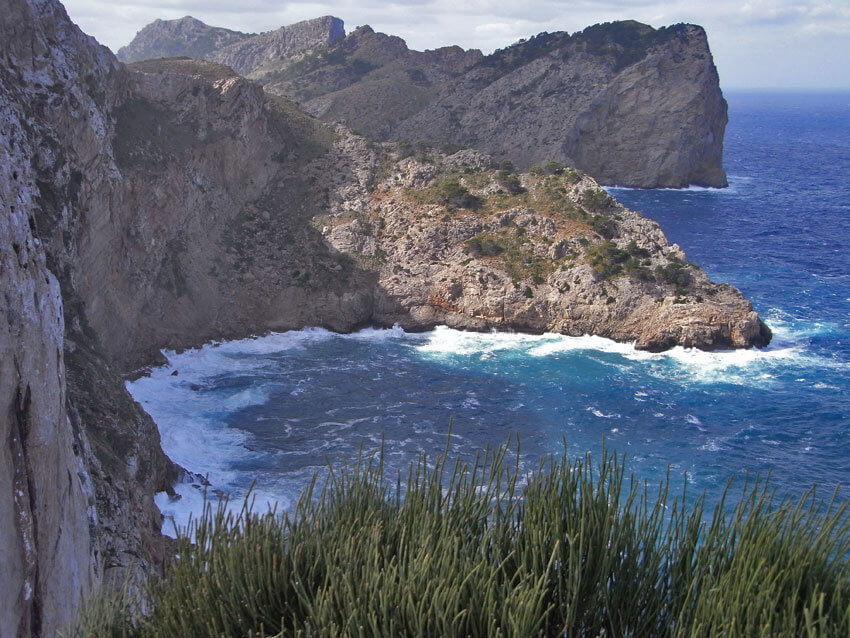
[{"left": 128, "top": 91, "right": 850, "bottom": 532}]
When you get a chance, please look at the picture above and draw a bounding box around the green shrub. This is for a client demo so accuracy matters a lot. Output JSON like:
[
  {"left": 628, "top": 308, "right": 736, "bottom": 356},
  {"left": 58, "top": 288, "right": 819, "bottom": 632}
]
[
  {"left": 589, "top": 215, "right": 617, "bottom": 239},
  {"left": 496, "top": 164, "right": 525, "bottom": 195},
  {"left": 655, "top": 261, "right": 692, "bottom": 290},
  {"left": 563, "top": 168, "right": 583, "bottom": 184},
  {"left": 623, "top": 256, "right": 654, "bottom": 281},
  {"left": 625, "top": 239, "right": 651, "bottom": 259},
  {"left": 437, "top": 179, "right": 482, "bottom": 210},
  {"left": 499, "top": 174, "right": 525, "bottom": 195},
  {"left": 580, "top": 187, "right": 615, "bottom": 212},
  {"left": 585, "top": 239, "right": 629, "bottom": 278},
  {"left": 73, "top": 442, "right": 850, "bottom": 637},
  {"left": 396, "top": 139, "right": 414, "bottom": 159},
  {"left": 543, "top": 160, "right": 565, "bottom": 175},
  {"left": 465, "top": 234, "right": 505, "bottom": 257}
]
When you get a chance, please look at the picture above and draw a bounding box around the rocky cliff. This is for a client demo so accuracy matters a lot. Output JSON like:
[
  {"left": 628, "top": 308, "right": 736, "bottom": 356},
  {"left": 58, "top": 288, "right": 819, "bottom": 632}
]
[
  {"left": 2, "top": 1, "right": 176, "bottom": 634},
  {"left": 206, "top": 16, "right": 345, "bottom": 77},
  {"left": 324, "top": 150, "right": 766, "bottom": 350},
  {"left": 120, "top": 17, "right": 728, "bottom": 188},
  {"left": 1, "top": 1, "right": 764, "bottom": 635},
  {"left": 395, "top": 22, "right": 728, "bottom": 188},
  {"left": 99, "top": 58, "right": 764, "bottom": 366}
]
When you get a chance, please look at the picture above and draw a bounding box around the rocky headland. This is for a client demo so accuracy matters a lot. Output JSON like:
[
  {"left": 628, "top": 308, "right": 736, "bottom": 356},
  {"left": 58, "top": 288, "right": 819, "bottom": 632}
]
[
  {"left": 119, "top": 17, "right": 728, "bottom": 188},
  {"left": 1, "top": 1, "right": 764, "bottom": 635}
]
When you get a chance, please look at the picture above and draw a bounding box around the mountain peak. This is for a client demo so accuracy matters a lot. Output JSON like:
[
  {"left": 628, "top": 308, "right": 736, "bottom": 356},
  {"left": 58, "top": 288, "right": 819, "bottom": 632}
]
[
  {"left": 118, "top": 15, "right": 345, "bottom": 70},
  {"left": 117, "top": 15, "right": 250, "bottom": 62}
]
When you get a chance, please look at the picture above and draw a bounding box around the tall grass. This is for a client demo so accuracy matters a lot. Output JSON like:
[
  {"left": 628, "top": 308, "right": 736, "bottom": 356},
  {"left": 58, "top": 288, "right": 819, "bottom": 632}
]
[{"left": 72, "top": 442, "right": 850, "bottom": 637}]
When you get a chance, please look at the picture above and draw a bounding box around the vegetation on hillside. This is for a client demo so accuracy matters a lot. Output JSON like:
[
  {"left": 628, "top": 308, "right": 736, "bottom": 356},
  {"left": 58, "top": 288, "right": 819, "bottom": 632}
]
[
  {"left": 72, "top": 441, "right": 850, "bottom": 637},
  {"left": 128, "top": 58, "right": 238, "bottom": 81},
  {"left": 479, "top": 20, "right": 681, "bottom": 74}
]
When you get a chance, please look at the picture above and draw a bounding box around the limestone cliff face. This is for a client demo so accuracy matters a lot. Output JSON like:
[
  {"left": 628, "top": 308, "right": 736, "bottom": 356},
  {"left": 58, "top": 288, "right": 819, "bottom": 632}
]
[
  {"left": 86, "top": 58, "right": 379, "bottom": 372},
  {"left": 1, "top": 49, "right": 93, "bottom": 637},
  {"left": 1, "top": 2, "right": 762, "bottom": 635},
  {"left": 120, "top": 18, "right": 727, "bottom": 188}
]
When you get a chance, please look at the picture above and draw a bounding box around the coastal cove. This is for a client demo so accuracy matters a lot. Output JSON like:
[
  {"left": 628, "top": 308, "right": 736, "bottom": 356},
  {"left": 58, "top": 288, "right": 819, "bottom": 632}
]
[
  {"left": 4, "top": 0, "right": 849, "bottom": 630},
  {"left": 134, "top": 90, "right": 850, "bottom": 534}
]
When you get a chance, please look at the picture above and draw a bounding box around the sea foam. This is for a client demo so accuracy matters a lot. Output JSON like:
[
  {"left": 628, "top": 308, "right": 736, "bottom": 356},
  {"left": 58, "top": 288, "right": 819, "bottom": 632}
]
[
  {"left": 129, "top": 320, "right": 836, "bottom": 536},
  {"left": 414, "top": 325, "right": 814, "bottom": 388}
]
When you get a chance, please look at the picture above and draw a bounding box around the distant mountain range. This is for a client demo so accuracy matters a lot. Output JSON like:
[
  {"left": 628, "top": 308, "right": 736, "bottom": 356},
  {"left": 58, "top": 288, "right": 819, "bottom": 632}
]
[{"left": 118, "top": 16, "right": 729, "bottom": 188}]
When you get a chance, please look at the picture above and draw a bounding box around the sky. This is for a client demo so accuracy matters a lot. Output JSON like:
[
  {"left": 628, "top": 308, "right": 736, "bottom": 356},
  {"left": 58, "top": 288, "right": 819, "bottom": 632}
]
[{"left": 62, "top": 0, "right": 850, "bottom": 89}]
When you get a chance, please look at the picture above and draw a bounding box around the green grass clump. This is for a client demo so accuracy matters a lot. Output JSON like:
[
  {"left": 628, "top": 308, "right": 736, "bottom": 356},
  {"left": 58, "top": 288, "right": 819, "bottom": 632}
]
[{"left": 73, "top": 443, "right": 850, "bottom": 637}]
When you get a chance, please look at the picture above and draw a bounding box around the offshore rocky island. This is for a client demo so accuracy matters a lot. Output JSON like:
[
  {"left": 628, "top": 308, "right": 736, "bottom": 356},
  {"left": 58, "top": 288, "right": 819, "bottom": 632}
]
[{"left": 1, "top": 0, "right": 773, "bottom": 635}]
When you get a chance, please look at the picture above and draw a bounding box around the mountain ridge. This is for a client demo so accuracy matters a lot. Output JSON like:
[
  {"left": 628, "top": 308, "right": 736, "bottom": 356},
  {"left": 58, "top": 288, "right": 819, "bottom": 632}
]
[{"left": 117, "top": 15, "right": 728, "bottom": 188}]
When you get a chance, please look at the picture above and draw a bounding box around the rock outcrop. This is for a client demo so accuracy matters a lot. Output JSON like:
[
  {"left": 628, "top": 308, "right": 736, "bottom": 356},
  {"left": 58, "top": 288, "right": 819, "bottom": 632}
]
[
  {"left": 326, "top": 150, "right": 766, "bottom": 350},
  {"left": 1, "top": 1, "right": 763, "bottom": 635},
  {"left": 119, "top": 17, "right": 727, "bottom": 188},
  {"left": 206, "top": 16, "right": 345, "bottom": 77}
]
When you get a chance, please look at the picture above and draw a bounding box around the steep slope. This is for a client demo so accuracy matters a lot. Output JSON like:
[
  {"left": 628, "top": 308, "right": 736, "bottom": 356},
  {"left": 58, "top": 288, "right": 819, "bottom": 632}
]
[
  {"left": 91, "top": 58, "right": 379, "bottom": 371},
  {"left": 0, "top": 0, "right": 174, "bottom": 634},
  {"left": 207, "top": 16, "right": 345, "bottom": 76},
  {"left": 260, "top": 25, "right": 483, "bottom": 140},
  {"left": 1, "top": 61, "right": 93, "bottom": 637}
]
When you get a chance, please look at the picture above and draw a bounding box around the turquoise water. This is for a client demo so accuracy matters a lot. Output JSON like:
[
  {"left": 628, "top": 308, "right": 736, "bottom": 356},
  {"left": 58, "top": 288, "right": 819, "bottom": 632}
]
[{"left": 128, "top": 91, "right": 850, "bottom": 531}]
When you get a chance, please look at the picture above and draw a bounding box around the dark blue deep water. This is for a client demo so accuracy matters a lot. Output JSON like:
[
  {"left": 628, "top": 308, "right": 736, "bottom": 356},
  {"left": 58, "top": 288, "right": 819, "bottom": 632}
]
[{"left": 129, "top": 92, "right": 850, "bottom": 530}]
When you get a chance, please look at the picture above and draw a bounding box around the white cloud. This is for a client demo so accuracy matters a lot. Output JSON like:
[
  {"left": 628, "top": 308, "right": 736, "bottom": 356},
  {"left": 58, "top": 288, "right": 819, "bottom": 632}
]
[{"left": 61, "top": 0, "right": 850, "bottom": 88}]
